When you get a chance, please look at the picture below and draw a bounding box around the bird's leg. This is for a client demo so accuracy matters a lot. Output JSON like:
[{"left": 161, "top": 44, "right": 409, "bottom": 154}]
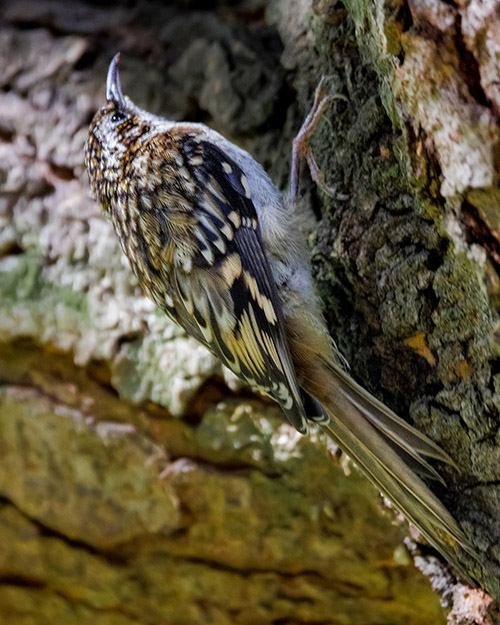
[{"left": 290, "top": 77, "right": 345, "bottom": 201}]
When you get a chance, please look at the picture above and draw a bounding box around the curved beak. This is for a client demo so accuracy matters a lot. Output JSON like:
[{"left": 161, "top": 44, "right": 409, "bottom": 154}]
[{"left": 106, "top": 53, "right": 126, "bottom": 110}]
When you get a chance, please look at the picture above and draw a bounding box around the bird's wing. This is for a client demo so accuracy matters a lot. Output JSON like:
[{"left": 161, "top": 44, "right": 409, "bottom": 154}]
[{"left": 153, "top": 131, "right": 309, "bottom": 433}]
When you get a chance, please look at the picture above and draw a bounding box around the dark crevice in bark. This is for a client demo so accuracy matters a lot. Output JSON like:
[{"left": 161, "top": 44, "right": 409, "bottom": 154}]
[
  {"left": 0, "top": 496, "right": 130, "bottom": 566},
  {"left": 461, "top": 200, "right": 500, "bottom": 275},
  {"left": 0, "top": 576, "right": 47, "bottom": 589},
  {"left": 48, "top": 162, "right": 77, "bottom": 181},
  {"left": 454, "top": 14, "right": 491, "bottom": 111},
  {"left": 0, "top": 240, "right": 24, "bottom": 258}
]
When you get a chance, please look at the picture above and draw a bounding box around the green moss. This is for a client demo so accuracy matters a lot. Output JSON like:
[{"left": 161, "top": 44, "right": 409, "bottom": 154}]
[
  {"left": 58, "top": 284, "right": 88, "bottom": 313},
  {"left": 342, "top": 0, "right": 403, "bottom": 128},
  {"left": 0, "top": 254, "right": 46, "bottom": 301},
  {"left": 0, "top": 253, "right": 88, "bottom": 313},
  {"left": 466, "top": 187, "right": 500, "bottom": 232},
  {"left": 384, "top": 19, "right": 403, "bottom": 57}
]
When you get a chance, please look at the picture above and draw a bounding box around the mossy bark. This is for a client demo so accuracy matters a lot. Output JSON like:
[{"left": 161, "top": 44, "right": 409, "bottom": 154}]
[{"left": 0, "top": 0, "right": 499, "bottom": 623}]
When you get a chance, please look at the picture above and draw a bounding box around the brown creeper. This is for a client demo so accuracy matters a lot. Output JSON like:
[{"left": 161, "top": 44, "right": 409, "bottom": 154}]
[{"left": 85, "top": 54, "right": 475, "bottom": 576}]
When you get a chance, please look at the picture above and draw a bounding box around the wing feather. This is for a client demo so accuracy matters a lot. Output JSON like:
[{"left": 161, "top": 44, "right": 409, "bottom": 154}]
[{"left": 162, "top": 133, "right": 308, "bottom": 433}]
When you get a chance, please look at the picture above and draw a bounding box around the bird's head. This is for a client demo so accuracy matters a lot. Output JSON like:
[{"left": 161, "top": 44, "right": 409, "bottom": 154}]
[{"left": 85, "top": 54, "right": 157, "bottom": 209}]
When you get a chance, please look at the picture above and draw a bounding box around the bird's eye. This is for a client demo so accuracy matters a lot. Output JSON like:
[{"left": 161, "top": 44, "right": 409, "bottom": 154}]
[{"left": 111, "top": 111, "right": 126, "bottom": 124}]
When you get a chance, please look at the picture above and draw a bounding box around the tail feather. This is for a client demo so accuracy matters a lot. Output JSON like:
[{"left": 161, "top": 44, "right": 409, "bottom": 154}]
[
  {"left": 310, "top": 360, "right": 478, "bottom": 580},
  {"left": 325, "top": 359, "right": 457, "bottom": 467},
  {"left": 322, "top": 416, "right": 475, "bottom": 579},
  {"left": 380, "top": 435, "right": 445, "bottom": 485}
]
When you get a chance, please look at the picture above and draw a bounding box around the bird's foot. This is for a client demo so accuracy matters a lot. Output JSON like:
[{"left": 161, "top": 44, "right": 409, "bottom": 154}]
[{"left": 290, "top": 77, "right": 347, "bottom": 201}]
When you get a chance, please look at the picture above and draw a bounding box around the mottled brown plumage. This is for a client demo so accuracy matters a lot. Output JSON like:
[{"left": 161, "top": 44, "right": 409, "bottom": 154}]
[{"left": 85, "top": 54, "right": 477, "bottom": 580}]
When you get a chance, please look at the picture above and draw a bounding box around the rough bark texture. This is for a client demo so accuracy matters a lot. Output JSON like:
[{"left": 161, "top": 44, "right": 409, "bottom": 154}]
[{"left": 0, "top": 0, "right": 499, "bottom": 623}]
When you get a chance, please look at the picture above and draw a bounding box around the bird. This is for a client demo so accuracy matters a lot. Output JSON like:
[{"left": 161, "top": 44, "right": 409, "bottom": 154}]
[{"left": 85, "top": 53, "right": 476, "bottom": 578}]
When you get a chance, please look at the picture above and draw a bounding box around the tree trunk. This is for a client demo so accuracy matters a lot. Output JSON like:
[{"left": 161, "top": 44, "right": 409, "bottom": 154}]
[{"left": 0, "top": 0, "right": 499, "bottom": 623}]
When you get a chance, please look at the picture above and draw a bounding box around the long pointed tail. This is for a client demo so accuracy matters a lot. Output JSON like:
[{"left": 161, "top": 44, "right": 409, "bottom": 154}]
[{"left": 312, "top": 359, "right": 476, "bottom": 580}]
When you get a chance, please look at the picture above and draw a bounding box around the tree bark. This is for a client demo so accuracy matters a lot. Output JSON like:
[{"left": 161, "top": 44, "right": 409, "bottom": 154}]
[{"left": 0, "top": 0, "right": 499, "bottom": 623}]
